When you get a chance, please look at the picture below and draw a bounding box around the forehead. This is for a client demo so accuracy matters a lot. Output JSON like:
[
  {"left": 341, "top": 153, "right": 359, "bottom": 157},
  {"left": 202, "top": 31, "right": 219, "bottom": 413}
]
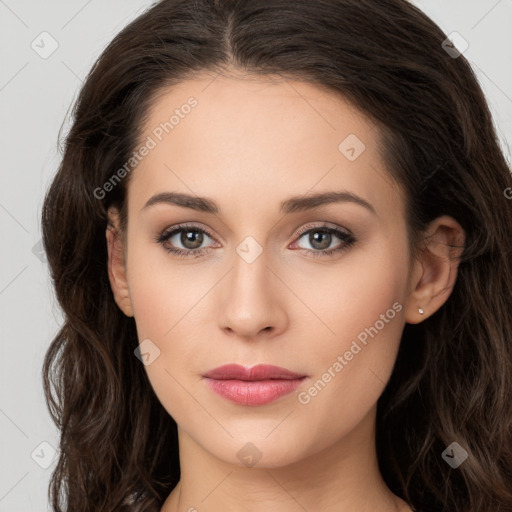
[{"left": 127, "top": 72, "right": 403, "bottom": 221}]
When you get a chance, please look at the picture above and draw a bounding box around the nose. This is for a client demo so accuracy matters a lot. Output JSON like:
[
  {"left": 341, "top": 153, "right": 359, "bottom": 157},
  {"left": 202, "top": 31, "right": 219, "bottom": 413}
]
[{"left": 218, "top": 251, "right": 288, "bottom": 339}]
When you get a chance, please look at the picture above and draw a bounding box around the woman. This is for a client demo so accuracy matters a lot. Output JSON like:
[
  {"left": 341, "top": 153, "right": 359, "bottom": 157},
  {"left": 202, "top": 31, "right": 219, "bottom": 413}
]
[{"left": 41, "top": 0, "right": 512, "bottom": 511}]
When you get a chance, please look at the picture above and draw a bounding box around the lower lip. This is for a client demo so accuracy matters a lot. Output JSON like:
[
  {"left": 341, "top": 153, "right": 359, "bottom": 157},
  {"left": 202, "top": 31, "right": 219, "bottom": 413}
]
[{"left": 204, "top": 377, "right": 306, "bottom": 406}]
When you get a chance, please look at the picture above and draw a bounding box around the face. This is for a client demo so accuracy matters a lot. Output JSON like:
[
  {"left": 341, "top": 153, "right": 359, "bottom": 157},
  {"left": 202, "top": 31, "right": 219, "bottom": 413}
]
[{"left": 110, "top": 72, "right": 415, "bottom": 468}]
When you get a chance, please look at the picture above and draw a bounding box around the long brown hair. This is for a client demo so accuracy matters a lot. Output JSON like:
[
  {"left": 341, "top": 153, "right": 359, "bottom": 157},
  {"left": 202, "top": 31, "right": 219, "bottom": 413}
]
[{"left": 41, "top": 0, "right": 512, "bottom": 510}]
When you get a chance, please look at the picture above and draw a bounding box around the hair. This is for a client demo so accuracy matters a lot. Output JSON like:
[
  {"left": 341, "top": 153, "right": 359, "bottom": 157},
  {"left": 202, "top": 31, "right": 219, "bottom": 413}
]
[{"left": 41, "top": 0, "right": 512, "bottom": 510}]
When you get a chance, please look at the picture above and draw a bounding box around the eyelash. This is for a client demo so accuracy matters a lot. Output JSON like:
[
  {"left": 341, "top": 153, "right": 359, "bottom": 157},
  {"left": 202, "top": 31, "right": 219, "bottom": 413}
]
[{"left": 154, "top": 222, "right": 356, "bottom": 259}]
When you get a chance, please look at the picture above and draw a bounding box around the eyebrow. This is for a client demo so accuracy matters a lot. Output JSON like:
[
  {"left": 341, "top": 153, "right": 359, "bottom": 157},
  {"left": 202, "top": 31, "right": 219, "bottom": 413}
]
[{"left": 141, "top": 190, "right": 376, "bottom": 216}]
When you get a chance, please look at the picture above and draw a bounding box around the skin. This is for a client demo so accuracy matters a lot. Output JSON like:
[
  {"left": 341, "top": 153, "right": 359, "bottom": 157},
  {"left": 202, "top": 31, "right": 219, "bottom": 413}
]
[{"left": 106, "top": 70, "right": 465, "bottom": 512}]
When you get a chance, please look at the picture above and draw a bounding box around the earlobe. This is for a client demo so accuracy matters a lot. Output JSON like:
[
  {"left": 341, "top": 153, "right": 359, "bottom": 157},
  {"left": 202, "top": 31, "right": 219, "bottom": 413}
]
[
  {"left": 405, "top": 215, "right": 465, "bottom": 324},
  {"left": 106, "top": 209, "right": 134, "bottom": 317}
]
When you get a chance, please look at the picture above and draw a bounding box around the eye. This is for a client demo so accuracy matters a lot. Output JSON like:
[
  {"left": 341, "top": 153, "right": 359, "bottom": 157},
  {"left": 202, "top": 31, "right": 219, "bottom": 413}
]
[
  {"left": 290, "top": 223, "right": 356, "bottom": 258},
  {"left": 154, "top": 223, "right": 217, "bottom": 259},
  {"left": 154, "top": 222, "right": 357, "bottom": 259}
]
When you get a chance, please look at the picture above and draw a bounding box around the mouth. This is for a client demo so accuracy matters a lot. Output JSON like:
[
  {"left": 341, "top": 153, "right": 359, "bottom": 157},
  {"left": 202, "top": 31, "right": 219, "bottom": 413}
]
[{"left": 202, "top": 364, "right": 308, "bottom": 406}]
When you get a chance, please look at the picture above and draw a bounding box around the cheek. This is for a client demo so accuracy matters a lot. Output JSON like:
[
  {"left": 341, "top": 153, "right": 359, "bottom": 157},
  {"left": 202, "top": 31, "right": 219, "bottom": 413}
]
[
  {"left": 289, "top": 234, "right": 408, "bottom": 348},
  {"left": 292, "top": 245, "right": 408, "bottom": 426},
  {"left": 126, "top": 239, "right": 203, "bottom": 338},
  {"left": 126, "top": 261, "right": 201, "bottom": 424},
  {"left": 125, "top": 243, "right": 217, "bottom": 416}
]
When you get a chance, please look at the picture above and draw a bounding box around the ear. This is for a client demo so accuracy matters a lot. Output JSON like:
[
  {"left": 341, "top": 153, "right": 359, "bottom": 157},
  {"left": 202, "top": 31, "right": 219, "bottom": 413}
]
[
  {"left": 405, "top": 215, "right": 465, "bottom": 324},
  {"left": 106, "top": 207, "right": 134, "bottom": 317}
]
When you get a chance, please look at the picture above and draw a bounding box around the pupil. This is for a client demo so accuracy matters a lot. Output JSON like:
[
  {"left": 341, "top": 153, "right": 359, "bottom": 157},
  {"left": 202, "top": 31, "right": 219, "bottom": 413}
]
[
  {"left": 311, "top": 231, "right": 331, "bottom": 250},
  {"left": 182, "top": 230, "right": 203, "bottom": 249}
]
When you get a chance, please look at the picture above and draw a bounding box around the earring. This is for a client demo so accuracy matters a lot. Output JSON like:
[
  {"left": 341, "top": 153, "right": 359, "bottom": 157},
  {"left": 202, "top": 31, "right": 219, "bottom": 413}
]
[{"left": 418, "top": 307, "right": 424, "bottom": 315}]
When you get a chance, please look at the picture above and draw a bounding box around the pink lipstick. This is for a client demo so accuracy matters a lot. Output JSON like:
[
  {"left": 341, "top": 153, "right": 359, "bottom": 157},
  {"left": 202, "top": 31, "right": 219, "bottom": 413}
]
[{"left": 202, "top": 364, "right": 307, "bottom": 406}]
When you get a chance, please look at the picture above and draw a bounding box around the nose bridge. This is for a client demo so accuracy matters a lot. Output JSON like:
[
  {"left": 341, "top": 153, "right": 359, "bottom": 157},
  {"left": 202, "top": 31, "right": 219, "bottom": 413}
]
[
  {"left": 218, "top": 236, "right": 285, "bottom": 336},
  {"left": 231, "top": 239, "right": 272, "bottom": 311}
]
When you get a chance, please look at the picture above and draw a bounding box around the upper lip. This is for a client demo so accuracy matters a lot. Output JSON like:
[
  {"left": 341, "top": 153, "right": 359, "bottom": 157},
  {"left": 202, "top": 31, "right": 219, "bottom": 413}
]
[{"left": 202, "top": 364, "right": 306, "bottom": 381}]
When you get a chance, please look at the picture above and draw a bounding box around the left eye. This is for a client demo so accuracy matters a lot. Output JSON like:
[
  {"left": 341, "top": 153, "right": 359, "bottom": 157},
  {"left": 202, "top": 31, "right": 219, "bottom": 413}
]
[
  {"left": 290, "top": 224, "right": 356, "bottom": 257},
  {"left": 293, "top": 226, "right": 354, "bottom": 252}
]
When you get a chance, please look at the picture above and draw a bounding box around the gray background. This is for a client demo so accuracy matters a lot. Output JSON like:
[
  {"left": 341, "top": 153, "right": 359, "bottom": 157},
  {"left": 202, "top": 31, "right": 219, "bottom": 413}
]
[{"left": 1, "top": 1, "right": 511, "bottom": 510}]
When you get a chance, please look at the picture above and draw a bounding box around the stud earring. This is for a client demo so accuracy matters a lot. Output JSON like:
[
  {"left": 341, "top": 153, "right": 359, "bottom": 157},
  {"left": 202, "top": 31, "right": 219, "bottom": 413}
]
[{"left": 418, "top": 308, "right": 424, "bottom": 315}]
